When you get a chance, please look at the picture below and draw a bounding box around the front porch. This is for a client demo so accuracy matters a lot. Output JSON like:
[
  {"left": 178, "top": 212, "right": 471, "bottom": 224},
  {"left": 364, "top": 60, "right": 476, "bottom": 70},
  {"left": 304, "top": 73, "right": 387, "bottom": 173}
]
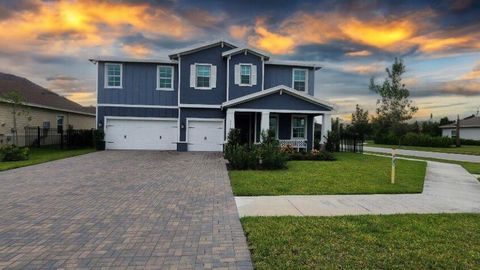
[
  {"left": 222, "top": 85, "right": 335, "bottom": 151},
  {"left": 226, "top": 110, "right": 331, "bottom": 151}
]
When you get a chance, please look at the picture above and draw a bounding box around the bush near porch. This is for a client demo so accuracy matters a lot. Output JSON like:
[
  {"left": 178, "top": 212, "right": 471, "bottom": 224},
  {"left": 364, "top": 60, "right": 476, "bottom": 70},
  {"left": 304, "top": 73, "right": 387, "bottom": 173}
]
[{"left": 229, "top": 152, "right": 426, "bottom": 196}]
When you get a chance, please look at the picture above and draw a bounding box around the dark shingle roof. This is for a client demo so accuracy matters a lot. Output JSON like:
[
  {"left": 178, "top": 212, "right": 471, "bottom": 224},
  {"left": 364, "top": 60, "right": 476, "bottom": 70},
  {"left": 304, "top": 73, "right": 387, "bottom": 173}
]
[
  {"left": 0, "top": 72, "right": 94, "bottom": 115},
  {"left": 439, "top": 116, "right": 480, "bottom": 128}
]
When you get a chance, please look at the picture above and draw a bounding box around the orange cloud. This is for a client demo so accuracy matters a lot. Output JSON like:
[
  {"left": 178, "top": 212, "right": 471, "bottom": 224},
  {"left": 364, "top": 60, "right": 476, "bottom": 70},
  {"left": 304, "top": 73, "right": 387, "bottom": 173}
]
[
  {"left": 65, "top": 92, "right": 96, "bottom": 106},
  {"left": 229, "top": 25, "right": 250, "bottom": 40},
  {"left": 122, "top": 44, "right": 151, "bottom": 58},
  {"left": 460, "top": 62, "right": 480, "bottom": 80},
  {"left": 343, "top": 63, "right": 386, "bottom": 75},
  {"left": 0, "top": 0, "right": 197, "bottom": 55},
  {"left": 345, "top": 50, "right": 372, "bottom": 57},
  {"left": 250, "top": 21, "right": 295, "bottom": 54}
]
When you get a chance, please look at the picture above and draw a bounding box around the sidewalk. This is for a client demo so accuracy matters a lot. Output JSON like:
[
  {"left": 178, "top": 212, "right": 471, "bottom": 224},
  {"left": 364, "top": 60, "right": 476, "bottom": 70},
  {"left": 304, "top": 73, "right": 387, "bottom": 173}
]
[
  {"left": 364, "top": 146, "right": 480, "bottom": 163},
  {"left": 235, "top": 160, "right": 480, "bottom": 217}
]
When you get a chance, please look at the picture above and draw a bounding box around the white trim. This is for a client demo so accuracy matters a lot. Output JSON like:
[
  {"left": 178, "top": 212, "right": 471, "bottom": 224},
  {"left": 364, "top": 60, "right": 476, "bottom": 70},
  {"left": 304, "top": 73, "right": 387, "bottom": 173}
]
[
  {"left": 221, "top": 47, "right": 270, "bottom": 59},
  {"left": 227, "top": 108, "right": 332, "bottom": 114},
  {"left": 266, "top": 59, "right": 321, "bottom": 69},
  {"left": 261, "top": 57, "right": 265, "bottom": 90},
  {"left": 168, "top": 40, "right": 236, "bottom": 59},
  {"left": 254, "top": 112, "right": 257, "bottom": 143},
  {"left": 104, "top": 63, "right": 123, "bottom": 89},
  {"left": 226, "top": 55, "right": 231, "bottom": 101},
  {"left": 312, "top": 117, "right": 315, "bottom": 150},
  {"left": 292, "top": 68, "right": 308, "bottom": 92},
  {"left": 97, "top": 103, "right": 177, "bottom": 109},
  {"left": 291, "top": 115, "right": 307, "bottom": 139},
  {"left": 105, "top": 116, "right": 177, "bottom": 122},
  {"left": 194, "top": 63, "right": 213, "bottom": 90},
  {"left": 238, "top": 63, "right": 253, "bottom": 86},
  {"left": 95, "top": 62, "right": 98, "bottom": 126},
  {"left": 177, "top": 107, "right": 181, "bottom": 143},
  {"left": 156, "top": 65, "right": 174, "bottom": 91},
  {"left": 179, "top": 104, "right": 221, "bottom": 109},
  {"left": 185, "top": 117, "right": 225, "bottom": 144},
  {"left": 269, "top": 113, "right": 279, "bottom": 139},
  {"left": 89, "top": 56, "right": 177, "bottom": 65},
  {"left": 177, "top": 56, "right": 181, "bottom": 106},
  {"left": 221, "top": 85, "right": 335, "bottom": 110}
]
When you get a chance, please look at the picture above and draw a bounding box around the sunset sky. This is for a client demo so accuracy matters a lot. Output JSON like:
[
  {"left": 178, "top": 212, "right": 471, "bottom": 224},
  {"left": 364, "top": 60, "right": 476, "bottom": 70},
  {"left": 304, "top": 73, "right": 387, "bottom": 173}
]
[{"left": 0, "top": 0, "right": 479, "bottom": 121}]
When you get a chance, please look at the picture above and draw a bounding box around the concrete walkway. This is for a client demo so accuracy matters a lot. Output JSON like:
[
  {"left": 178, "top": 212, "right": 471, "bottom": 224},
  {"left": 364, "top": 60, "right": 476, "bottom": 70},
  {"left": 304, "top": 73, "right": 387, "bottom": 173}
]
[
  {"left": 235, "top": 160, "right": 480, "bottom": 217},
  {"left": 364, "top": 146, "right": 480, "bottom": 163}
]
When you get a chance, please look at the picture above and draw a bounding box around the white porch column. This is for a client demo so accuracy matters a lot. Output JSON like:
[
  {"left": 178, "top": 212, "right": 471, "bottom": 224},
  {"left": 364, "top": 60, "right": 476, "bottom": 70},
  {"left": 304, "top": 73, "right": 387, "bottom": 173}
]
[
  {"left": 320, "top": 114, "right": 332, "bottom": 144},
  {"left": 225, "top": 109, "right": 235, "bottom": 140},
  {"left": 260, "top": 111, "right": 270, "bottom": 141}
]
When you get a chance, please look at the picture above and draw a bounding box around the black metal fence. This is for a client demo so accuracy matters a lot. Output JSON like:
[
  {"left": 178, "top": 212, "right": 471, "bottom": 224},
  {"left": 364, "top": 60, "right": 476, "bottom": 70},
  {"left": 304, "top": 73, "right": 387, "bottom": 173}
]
[
  {"left": 339, "top": 136, "right": 364, "bottom": 153},
  {"left": 24, "top": 127, "right": 95, "bottom": 148}
]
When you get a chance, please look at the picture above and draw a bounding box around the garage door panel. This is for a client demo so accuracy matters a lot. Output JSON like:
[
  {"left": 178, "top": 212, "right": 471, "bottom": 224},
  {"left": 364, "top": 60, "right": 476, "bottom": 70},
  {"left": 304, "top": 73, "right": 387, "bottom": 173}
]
[
  {"left": 105, "top": 118, "right": 177, "bottom": 150},
  {"left": 188, "top": 120, "right": 224, "bottom": 152}
]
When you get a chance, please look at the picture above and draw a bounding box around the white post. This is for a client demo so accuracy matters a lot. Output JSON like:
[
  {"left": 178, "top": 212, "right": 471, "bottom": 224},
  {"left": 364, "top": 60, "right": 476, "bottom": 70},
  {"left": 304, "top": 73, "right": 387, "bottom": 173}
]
[
  {"left": 260, "top": 111, "right": 270, "bottom": 141},
  {"left": 320, "top": 114, "right": 331, "bottom": 144},
  {"left": 226, "top": 109, "right": 235, "bottom": 140}
]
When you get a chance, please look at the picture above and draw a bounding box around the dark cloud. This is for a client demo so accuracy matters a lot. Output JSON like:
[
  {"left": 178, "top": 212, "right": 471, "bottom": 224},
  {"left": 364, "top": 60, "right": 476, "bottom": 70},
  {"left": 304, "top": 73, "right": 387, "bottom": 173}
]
[
  {"left": 46, "top": 76, "right": 78, "bottom": 81},
  {"left": 0, "top": 0, "right": 39, "bottom": 20}
]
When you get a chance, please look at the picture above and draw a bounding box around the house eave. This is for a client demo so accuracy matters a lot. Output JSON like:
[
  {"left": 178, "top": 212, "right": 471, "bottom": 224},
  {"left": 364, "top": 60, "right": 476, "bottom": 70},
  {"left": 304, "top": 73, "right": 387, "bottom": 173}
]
[
  {"left": 266, "top": 60, "right": 322, "bottom": 70},
  {"left": 221, "top": 47, "right": 270, "bottom": 60},
  {"left": 89, "top": 56, "right": 178, "bottom": 65},
  {"left": 0, "top": 99, "right": 96, "bottom": 116},
  {"left": 168, "top": 40, "right": 237, "bottom": 60}
]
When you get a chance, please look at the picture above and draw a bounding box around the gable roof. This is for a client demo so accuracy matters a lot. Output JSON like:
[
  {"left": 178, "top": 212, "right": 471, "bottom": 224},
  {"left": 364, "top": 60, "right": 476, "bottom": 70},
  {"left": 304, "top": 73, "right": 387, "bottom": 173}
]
[
  {"left": 266, "top": 59, "right": 322, "bottom": 70},
  {"left": 439, "top": 116, "right": 480, "bottom": 129},
  {"left": 168, "top": 40, "right": 237, "bottom": 60},
  {"left": 222, "top": 85, "right": 335, "bottom": 111},
  {"left": 0, "top": 72, "right": 95, "bottom": 116},
  {"left": 222, "top": 47, "right": 270, "bottom": 59},
  {"left": 89, "top": 56, "right": 177, "bottom": 65}
]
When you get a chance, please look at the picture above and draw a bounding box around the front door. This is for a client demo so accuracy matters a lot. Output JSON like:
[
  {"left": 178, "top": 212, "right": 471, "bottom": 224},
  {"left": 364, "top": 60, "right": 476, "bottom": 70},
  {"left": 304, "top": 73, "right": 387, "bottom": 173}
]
[{"left": 235, "top": 113, "right": 253, "bottom": 145}]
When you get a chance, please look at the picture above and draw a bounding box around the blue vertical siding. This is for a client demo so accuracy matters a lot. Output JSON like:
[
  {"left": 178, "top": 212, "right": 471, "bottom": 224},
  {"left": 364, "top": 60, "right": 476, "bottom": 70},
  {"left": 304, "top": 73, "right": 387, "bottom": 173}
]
[
  {"left": 228, "top": 52, "right": 263, "bottom": 100},
  {"left": 179, "top": 45, "right": 230, "bottom": 104},
  {"left": 98, "top": 62, "right": 178, "bottom": 106},
  {"left": 231, "top": 92, "right": 331, "bottom": 111},
  {"left": 264, "top": 64, "right": 315, "bottom": 95},
  {"left": 97, "top": 106, "right": 178, "bottom": 129}
]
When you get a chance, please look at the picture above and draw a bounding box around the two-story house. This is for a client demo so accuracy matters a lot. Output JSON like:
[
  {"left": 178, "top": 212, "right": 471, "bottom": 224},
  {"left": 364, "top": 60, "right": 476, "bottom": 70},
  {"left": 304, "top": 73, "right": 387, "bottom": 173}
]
[{"left": 90, "top": 41, "right": 334, "bottom": 151}]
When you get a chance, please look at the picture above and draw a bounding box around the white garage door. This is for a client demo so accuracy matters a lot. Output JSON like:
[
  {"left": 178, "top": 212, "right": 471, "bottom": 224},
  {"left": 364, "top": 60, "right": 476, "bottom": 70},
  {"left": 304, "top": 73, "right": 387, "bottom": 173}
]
[
  {"left": 187, "top": 119, "right": 224, "bottom": 152},
  {"left": 105, "top": 118, "right": 177, "bottom": 150}
]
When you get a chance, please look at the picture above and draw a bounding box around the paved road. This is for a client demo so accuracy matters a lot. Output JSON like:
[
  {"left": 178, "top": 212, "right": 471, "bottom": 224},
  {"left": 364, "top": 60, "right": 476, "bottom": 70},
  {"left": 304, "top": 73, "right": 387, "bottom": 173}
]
[
  {"left": 236, "top": 159, "right": 480, "bottom": 216},
  {"left": 0, "top": 151, "right": 252, "bottom": 269},
  {"left": 364, "top": 146, "right": 480, "bottom": 163}
]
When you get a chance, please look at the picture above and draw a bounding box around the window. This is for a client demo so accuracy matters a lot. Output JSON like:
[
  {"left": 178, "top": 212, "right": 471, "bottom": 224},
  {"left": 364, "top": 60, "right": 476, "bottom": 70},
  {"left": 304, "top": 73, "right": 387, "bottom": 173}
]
[
  {"left": 157, "top": 66, "right": 174, "bottom": 90},
  {"left": 269, "top": 115, "right": 279, "bottom": 139},
  {"left": 292, "top": 116, "right": 306, "bottom": 139},
  {"left": 105, "top": 63, "right": 122, "bottom": 88},
  {"left": 196, "top": 64, "right": 211, "bottom": 88},
  {"left": 293, "top": 69, "right": 307, "bottom": 91},
  {"left": 240, "top": 64, "right": 251, "bottom": 85},
  {"left": 451, "top": 130, "right": 457, "bottom": 138},
  {"left": 56, "top": 116, "right": 64, "bottom": 133}
]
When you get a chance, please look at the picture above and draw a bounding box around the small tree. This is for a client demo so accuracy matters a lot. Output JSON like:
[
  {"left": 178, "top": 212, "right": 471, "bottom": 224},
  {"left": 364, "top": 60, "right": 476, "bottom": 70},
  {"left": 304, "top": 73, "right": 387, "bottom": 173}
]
[
  {"left": 1, "top": 90, "right": 31, "bottom": 145},
  {"left": 350, "top": 104, "right": 371, "bottom": 138},
  {"left": 370, "top": 58, "right": 418, "bottom": 138}
]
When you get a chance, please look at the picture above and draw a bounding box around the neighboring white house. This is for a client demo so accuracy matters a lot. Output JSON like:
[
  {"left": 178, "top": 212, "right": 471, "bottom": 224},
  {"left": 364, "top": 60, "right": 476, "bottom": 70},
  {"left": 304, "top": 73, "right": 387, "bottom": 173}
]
[{"left": 440, "top": 116, "right": 480, "bottom": 140}]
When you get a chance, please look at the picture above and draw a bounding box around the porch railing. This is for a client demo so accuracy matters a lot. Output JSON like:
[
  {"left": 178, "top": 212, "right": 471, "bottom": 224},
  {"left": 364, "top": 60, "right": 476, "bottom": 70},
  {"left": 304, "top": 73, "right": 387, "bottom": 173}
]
[{"left": 279, "top": 139, "right": 307, "bottom": 149}]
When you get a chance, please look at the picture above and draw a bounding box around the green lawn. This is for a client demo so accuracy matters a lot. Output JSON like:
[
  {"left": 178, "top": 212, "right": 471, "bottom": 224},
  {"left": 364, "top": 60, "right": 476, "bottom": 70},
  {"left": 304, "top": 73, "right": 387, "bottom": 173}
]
[
  {"left": 241, "top": 214, "right": 480, "bottom": 270},
  {"left": 229, "top": 153, "right": 427, "bottom": 196},
  {"left": 366, "top": 152, "right": 480, "bottom": 174},
  {"left": 367, "top": 141, "right": 480, "bottom": 156},
  {"left": 0, "top": 147, "right": 96, "bottom": 171}
]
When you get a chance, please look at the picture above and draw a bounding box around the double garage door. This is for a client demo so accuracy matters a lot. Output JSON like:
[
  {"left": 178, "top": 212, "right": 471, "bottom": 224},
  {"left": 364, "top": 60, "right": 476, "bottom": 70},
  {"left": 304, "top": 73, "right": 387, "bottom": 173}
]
[{"left": 105, "top": 117, "right": 224, "bottom": 151}]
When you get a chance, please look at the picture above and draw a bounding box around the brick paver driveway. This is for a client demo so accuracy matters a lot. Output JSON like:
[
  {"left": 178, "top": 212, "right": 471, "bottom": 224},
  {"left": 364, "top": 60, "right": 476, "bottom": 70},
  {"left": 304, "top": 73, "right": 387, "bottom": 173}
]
[{"left": 0, "top": 151, "right": 252, "bottom": 269}]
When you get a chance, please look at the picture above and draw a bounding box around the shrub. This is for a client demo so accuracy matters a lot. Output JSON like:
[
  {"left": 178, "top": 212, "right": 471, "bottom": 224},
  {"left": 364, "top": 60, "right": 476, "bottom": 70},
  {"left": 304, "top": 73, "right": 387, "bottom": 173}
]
[
  {"left": 288, "top": 149, "right": 336, "bottom": 161},
  {"left": 324, "top": 130, "right": 339, "bottom": 152},
  {"left": 374, "top": 133, "right": 454, "bottom": 148},
  {"left": 460, "top": 139, "right": 480, "bottom": 146},
  {"left": 257, "top": 130, "right": 287, "bottom": 170},
  {"left": 0, "top": 145, "right": 29, "bottom": 161},
  {"left": 227, "top": 144, "right": 258, "bottom": 170}
]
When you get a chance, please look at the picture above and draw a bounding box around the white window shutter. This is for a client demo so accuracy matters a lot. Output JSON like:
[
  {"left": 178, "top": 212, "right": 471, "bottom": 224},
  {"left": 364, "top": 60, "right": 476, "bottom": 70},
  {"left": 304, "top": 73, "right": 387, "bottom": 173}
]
[
  {"left": 211, "top": 65, "right": 217, "bottom": 88},
  {"left": 190, "top": 64, "right": 195, "bottom": 88},
  {"left": 234, "top": 64, "right": 240, "bottom": 85},
  {"left": 252, "top": 65, "right": 257, "bottom": 85}
]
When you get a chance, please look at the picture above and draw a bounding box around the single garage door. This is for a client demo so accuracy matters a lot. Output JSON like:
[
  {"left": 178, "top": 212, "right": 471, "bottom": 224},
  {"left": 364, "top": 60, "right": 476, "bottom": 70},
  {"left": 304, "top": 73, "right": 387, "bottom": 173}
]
[
  {"left": 105, "top": 118, "right": 177, "bottom": 150},
  {"left": 187, "top": 119, "right": 224, "bottom": 151}
]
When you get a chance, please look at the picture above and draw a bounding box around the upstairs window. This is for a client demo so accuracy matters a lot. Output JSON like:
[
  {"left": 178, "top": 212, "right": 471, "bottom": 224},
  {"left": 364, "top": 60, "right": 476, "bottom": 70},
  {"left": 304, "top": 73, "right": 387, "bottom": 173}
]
[
  {"left": 196, "top": 64, "right": 211, "bottom": 88},
  {"left": 157, "top": 66, "right": 174, "bottom": 90},
  {"left": 240, "top": 64, "right": 251, "bottom": 85},
  {"left": 293, "top": 69, "right": 307, "bottom": 91},
  {"left": 292, "top": 116, "right": 306, "bottom": 139},
  {"left": 105, "top": 63, "right": 122, "bottom": 88}
]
